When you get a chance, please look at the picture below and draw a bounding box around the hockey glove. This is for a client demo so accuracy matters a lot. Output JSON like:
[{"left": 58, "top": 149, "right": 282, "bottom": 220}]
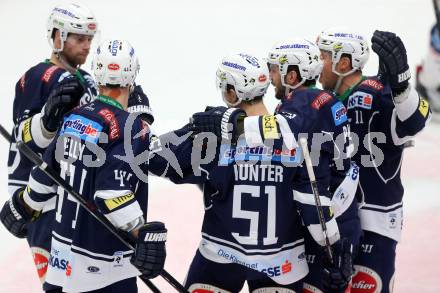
[
  {"left": 0, "top": 188, "right": 35, "bottom": 238},
  {"left": 128, "top": 84, "right": 155, "bottom": 125},
  {"left": 371, "top": 30, "right": 411, "bottom": 96},
  {"left": 322, "top": 238, "right": 354, "bottom": 292},
  {"left": 131, "top": 221, "right": 167, "bottom": 278},
  {"left": 41, "top": 78, "right": 85, "bottom": 133},
  {"left": 191, "top": 106, "right": 246, "bottom": 143}
]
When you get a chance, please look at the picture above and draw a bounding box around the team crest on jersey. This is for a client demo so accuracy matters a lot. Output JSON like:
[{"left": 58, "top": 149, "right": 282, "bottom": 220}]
[
  {"left": 347, "top": 92, "right": 373, "bottom": 110},
  {"left": 331, "top": 102, "right": 348, "bottom": 126},
  {"left": 60, "top": 114, "right": 102, "bottom": 143}
]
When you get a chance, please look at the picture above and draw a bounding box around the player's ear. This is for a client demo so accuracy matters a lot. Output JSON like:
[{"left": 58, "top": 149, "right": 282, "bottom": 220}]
[
  {"left": 285, "top": 69, "right": 298, "bottom": 86},
  {"left": 338, "top": 55, "right": 352, "bottom": 73},
  {"left": 225, "top": 86, "right": 238, "bottom": 104}
]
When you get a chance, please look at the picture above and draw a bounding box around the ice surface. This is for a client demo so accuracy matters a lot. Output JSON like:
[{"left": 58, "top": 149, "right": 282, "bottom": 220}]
[{"left": 0, "top": 0, "right": 438, "bottom": 292}]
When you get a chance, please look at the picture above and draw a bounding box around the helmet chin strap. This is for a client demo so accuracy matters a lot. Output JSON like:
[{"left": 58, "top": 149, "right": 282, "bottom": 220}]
[
  {"left": 282, "top": 77, "right": 306, "bottom": 97},
  {"left": 332, "top": 65, "right": 356, "bottom": 94},
  {"left": 55, "top": 51, "right": 79, "bottom": 74},
  {"left": 128, "top": 83, "right": 136, "bottom": 94},
  {"left": 222, "top": 91, "right": 242, "bottom": 107},
  {"left": 333, "top": 75, "right": 344, "bottom": 94},
  {"left": 284, "top": 86, "right": 291, "bottom": 97}
]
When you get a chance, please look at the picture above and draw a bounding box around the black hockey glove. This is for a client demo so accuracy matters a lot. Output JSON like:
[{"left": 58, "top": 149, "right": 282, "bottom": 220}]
[
  {"left": 128, "top": 84, "right": 155, "bottom": 125},
  {"left": 371, "top": 30, "right": 411, "bottom": 96},
  {"left": 191, "top": 106, "right": 246, "bottom": 143},
  {"left": 131, "top": 221, "right": 167, "bottom": 278},
  {"left": 0, "top": 188, "right": 35, "bottom": 238},
  {"left": 41, "top": 78, "right": 85, "bottom": 133},
  {"left": 322, "top": 238, "right": 354, "bottom": 292}
]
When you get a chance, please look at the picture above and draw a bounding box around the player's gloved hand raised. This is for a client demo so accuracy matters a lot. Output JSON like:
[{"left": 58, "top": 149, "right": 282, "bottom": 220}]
[
  {"left": 131, "top": 221, "right": 167, "bottom": 278},
  {"left": 371, "top": 30, "right": 411, "bottom": 96},
  {"left": 0, "top": 188, "right": 36, "bottom": 238},
  {"left": 41, "top": 77, "right": 85, "bottom": 133},
  {"left": 322, "top": 238, "right": 354, "bottom": 292},
  {"left": 190, "top": 106, "right": 246, "bottom": 143},
  {"left": 128, "top": 84, "right": 155, "bottom": 125}
]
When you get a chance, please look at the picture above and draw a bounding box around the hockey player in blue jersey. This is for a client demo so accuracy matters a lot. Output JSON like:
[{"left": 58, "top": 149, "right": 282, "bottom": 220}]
[
  {"left": 264, "top": 39, "right": 361, "bottom": 293},
  {"left": 1, "top": 39, "right": 167, "bottom": 292},
  {"left": 0, "top": 3, "right": 98, "bottom": 290},
  {"left": 317, "top": 28, "right": 432, "bottom": 293},
  {"left": 191, "top": 42, "right": 358, "bottom": 293},
  {"left": 186, "top": 52, "right": 346, "bottom": 293},
  {"left": 0, "top": 4, "right": 158, "bottom": 291}
]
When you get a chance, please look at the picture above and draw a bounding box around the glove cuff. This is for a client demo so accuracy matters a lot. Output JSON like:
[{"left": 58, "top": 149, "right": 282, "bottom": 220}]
[
  {"left": 40, "top": 105, "right": 60, "bottom": 134},
  {"left": 11, "top": 189, "right": 33, "bottom": 222},
  {"left": 138, "top": 221, "right": 167, "bottom": 243},
  {"left": 221, "top": 108, "right": 246, "bottom": 142}
]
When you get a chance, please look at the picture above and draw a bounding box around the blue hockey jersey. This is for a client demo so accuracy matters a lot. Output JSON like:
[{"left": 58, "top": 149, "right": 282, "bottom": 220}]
[
  {"left": 273, "top": 87, "right": 361, "bottom": 246},
  {"left": 8, "top": 60, "right": 97, "bottom": 201},
  {"left": 23, "top": 96, "right": 149, "bottom": 292},
  {"left": 166, "top": 134, "right": 314, "bottom": 285},
  {"left": 147, "top": 105, "right": 342, "bottom": 284},
  {"left": 242, "top": 88, "right": 356, "bottom": 245},
  {"left": 339, "top": 77, "right": 431, "bottom": 242}
]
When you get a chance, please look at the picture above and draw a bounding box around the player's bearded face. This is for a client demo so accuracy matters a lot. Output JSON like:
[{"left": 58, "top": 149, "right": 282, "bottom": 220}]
[
  {"left": 319, "top": 51, "right": 338, "bottom": 91},
  {"left": 62, "top": 33, "right": 93, "bottom": 67},
  {"left": 268, "top": 64, "right": 285, "bottom": 99}
]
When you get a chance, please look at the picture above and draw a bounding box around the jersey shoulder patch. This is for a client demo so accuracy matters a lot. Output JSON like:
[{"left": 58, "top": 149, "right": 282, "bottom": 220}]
[
  {"left": 311, "top": 91, "right": 334, "bottom": 110},
  {"left": 331, "top": 101, "right": 348, "bottom": 126},
  {"left": 60, "top": 113, "right": 103, "bottom": 144},
  {"left": 97, "top": 107, "right": 121, "bottom": 141},
  {"left": 41, "top": 65, "right": 62, "bottom": 83},
  {"left": 360, "top": 78, "right": 384, "bottom": 92}
]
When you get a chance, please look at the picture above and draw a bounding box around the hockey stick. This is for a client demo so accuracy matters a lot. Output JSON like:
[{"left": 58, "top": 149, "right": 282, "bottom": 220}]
[
  {"left": 299, "top": 137, "right": 334, "bottom": 264},
  {"left": 0, "top": 124, "right": 187, "bottom": 293},
  {"left": 434, "top": 0, "right": 440, "bottom": 32},
  {"left": 0, "top": 124, "right": 161, "bottom": 293}
]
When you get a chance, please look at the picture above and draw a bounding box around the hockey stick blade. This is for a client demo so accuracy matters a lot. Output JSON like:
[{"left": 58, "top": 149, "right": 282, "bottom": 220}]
[
  {"left": 299, "top": 137, "right": 334, "bottom": 264},
  {"left": 0, "top": 123, "right": 187, "bottom": 293}
]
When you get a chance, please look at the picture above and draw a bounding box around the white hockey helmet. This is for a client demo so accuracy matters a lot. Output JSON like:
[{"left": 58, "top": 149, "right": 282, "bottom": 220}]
[
  {"left": 47, "top": 2, "right": 98, "bottom": 52},
  {"left": 92, "top": 40, "right": 140, "bottom": 87},
  {"left": 216, "top": 53, "right": 270, "bottom": 107},
  {"left": 316, "top": 27, "right": 370, "bottom": 76},
  {"left": 267, "top": 38, "right": 323, "bottom": 90}
]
